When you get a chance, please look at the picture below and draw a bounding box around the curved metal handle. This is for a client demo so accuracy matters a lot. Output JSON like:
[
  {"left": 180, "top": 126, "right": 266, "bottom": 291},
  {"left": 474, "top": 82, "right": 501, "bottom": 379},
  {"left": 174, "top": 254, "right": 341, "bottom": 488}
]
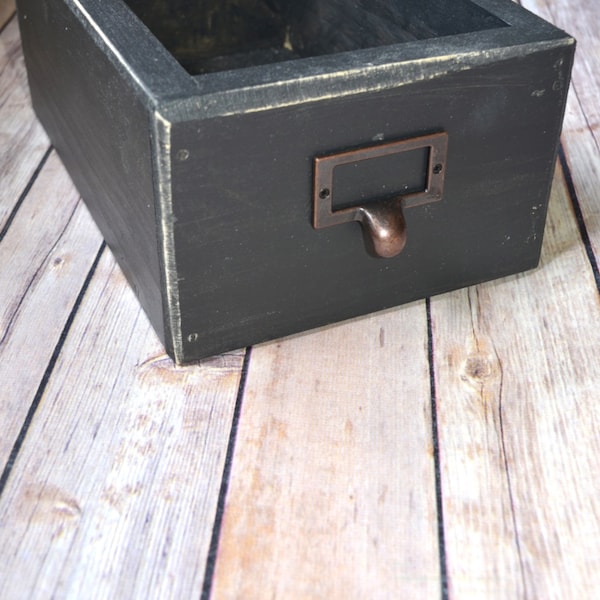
[
  {"left": 313, "top": 131, "right": 448, "bottom": 259},
  {"left": 357, "top": 197, "right": 407, "bottom": 258}
]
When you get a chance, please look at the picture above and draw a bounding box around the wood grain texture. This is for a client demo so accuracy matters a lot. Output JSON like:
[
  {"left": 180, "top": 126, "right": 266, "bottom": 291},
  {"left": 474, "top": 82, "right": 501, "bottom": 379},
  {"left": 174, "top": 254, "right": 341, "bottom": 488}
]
[
  {"left": 0, "top": 21, "right": 244, "bottom": 600},
  {"left": 520, "top": 0, "right": 600, "bottom": 259},
  {"left": 421, "top": 1, "right": 600, "bottom": 592},
  {"left": 430, "top": 0, "right": 600, "bottom": 591},
  {"left": 2, "top": 1, "right": 600, "bottom": 598},
  {"left": 211, "top": 305, "right": 441, "bottom": 599},
  {"left": 433, "top": 164, "right": 600, "bottom": 598},
  {"left": 0, "top": 248, "right": 244, "bottom": 600},
  {"left": 18, "top": 0, "right": 169, "bottom": 355},
  {"left": 0, "top": 152, "right": 102, "bottom": 468},
  {"left": 0, "top": 18, "right": 49, "bottom": 229}
]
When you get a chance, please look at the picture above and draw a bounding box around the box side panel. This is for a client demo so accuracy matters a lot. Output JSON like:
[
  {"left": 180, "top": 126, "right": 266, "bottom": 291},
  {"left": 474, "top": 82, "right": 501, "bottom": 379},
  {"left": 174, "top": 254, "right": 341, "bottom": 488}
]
[
  {"left": 16, "top": 0, "right": 168, "bottom": 352},
  {"left": 171, "top": 43, "right": 573, "bottom": 362}
]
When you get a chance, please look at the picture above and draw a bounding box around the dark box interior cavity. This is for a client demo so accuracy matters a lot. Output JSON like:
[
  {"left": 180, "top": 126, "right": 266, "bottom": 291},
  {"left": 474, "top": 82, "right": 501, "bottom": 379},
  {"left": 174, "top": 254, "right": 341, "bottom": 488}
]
[{"left": 123, "top": 0, "right": 508, "bottom": 74}]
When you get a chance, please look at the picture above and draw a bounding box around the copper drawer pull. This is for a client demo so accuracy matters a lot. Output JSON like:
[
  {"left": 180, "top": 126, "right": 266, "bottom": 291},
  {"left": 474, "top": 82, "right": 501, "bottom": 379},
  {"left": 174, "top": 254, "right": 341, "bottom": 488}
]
[{"left": 313, "top": 131, "right": 448, "bottom": 258}]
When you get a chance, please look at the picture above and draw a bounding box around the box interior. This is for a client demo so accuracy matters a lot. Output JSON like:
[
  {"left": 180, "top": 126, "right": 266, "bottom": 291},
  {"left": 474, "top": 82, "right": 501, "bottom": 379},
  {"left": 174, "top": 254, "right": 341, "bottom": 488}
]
[{"left": 122, "top": 0, "right": 508, "bottom": 75}]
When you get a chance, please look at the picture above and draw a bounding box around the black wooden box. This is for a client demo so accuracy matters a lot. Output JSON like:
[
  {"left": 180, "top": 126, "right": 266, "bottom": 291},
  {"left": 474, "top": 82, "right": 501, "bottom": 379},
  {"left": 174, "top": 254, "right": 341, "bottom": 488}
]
[{"left": 16, "top": 0, "right": 574, "bottom": 363}]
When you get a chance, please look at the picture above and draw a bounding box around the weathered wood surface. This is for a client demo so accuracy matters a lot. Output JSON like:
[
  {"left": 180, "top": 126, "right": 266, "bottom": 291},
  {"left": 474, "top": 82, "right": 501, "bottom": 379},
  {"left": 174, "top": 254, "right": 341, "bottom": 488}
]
[
  {"left": 211, "top": 309, "right": 441, "bottom": 599},
  {"left": 0, "top": 14, "right": 244, "bottom": 599},
  {"left": 0, "top": 247, "right": 245, "bottom": 598},
  {"left": 433, "top": 165, "right": 600, "bottom": 599},
  {"left": 0, "top": 151, "right": 102, "bottom": 468},
  {"left": 0, "top": 18, "right": 50, "bottom": 230},
  {"left": 521, "top": 0, "right": 600, "bottom": 258},
  {"left": 434, "top": 2, "right": 600, "bottom": 595},
  {"left": 1, "top": 0, "right": 600, "bottom": 598}
]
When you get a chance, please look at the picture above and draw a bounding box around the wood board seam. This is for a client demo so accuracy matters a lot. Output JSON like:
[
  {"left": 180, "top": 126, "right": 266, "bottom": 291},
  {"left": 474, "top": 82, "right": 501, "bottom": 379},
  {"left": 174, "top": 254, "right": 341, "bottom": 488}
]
[
  {"left": 201, "top": 346, "right": 253, "bottom": 600},
  {"left": 570, "top": 82, "right": 600, "bottom": 156},
  {"left": 0, "top": 190, "right": 80, "bottom": 348},
  {"left": 558, "top": 144, "right": 600, "bottom": 293},
  {"left": 0, "top": 147, "right": 52, "bottom": 244},
  {"left": 469, "top": 286, "right": 529, "bottom": 595},
  {"left": 0, "top": 242, "right": 106, "bottom": 498},
  {"left": 495, "top": 343, "right": 528, "bottom": 597},
  {"left": 426, "top": 297, "right": 449, "bottom": 600},
  {"left": 531, "top": 0, "right": 600, "bottom": 289}
]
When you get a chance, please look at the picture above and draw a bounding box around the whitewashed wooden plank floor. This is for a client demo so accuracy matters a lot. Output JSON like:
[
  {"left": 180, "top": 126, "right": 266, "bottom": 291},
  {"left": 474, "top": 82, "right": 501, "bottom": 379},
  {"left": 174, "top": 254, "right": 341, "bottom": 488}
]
[{"left": 1, "top": 1, "right": 599, "bottom": 598}]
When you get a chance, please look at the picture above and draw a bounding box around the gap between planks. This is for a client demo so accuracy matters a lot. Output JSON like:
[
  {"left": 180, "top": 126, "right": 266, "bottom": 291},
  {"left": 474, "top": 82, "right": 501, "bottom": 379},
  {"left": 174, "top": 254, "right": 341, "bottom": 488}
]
[
  {"left": 0, "top": 241, "right": 246, "bottom": 598},
  {"left": 3, "top": 2, "right": 595, "bottom": 597},
  {"left": 0, "top": 19, "right": 246, "bottom": 599},
  {"left": 0, "top": 150, "right": 104, "bottom": 470}
]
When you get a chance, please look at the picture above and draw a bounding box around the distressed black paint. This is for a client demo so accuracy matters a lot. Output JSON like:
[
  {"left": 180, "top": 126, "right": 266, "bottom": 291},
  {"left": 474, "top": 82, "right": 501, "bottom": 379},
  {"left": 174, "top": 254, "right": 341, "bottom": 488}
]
[
  {"left": 122, "top": 0, "right": 507, "bottom": 74},
  {"left": 16, "top": 0, "right": 574, "bottom": 363}
]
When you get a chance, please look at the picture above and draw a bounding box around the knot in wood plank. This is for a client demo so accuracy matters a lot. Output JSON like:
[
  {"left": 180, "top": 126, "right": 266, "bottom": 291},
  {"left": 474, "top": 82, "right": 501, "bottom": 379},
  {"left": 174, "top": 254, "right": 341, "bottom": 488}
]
[
  {"left": 18, "top": 483, "right": 82, "bottom": 525},
  {"left": 460, "top": 348, "right": 502, "bottom": 388},
  {"left": 464, "top": 354, "right": 493, "bottom": 382}
]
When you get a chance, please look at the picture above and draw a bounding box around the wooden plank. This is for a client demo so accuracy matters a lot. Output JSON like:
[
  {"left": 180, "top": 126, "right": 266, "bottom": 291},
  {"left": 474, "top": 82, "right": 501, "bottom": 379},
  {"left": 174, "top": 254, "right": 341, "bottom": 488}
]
[
  {"left": 0, "top": 2, "right": 595, "bottom": 599},
  {"left": 435, "top": 3, "right": 600, "bottom": 593},
  {"left": 210, "top": 307, "right": 441, "bottom": 599},
  {"left": 0, "top": 0, "right": 15, "bottom": 31},
  {"left": 0, "top": 19, "right": 244, "bottom": 598},
  {"left": 0, "top": 248, "right": 244, "bottom": 599},
  {"left": 18, "top": 0, "right": 170, "bottom": 357},
  {"left": 0, "top": 151, "right": 103, "bottom": 468},
  {"left": 433, "top": 164, "right": 600, "bottom": 598},
  {"left": 0, "top": 18, "right": 50, "bottom": 230},
  {"left": 520, "top": 0, "right": 600, "bottom": 257},
  {"left": 522, "top": 0, "right": 600, "bottom": 122}
]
